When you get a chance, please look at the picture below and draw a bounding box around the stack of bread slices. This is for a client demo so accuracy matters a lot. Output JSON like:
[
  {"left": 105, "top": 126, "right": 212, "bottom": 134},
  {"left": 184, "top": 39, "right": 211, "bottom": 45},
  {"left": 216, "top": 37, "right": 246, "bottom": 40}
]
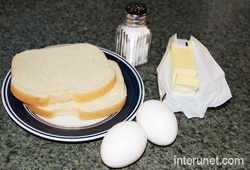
[{"left": 11, "top": 43, "right": 127, "bottom": 120}]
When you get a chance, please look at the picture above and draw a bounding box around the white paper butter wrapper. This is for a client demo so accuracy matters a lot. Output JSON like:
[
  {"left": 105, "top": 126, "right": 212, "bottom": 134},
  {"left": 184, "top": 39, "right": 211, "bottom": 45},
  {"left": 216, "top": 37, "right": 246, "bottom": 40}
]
[{"left": 157, "top": 34, "right": 232, "bottom": 118}]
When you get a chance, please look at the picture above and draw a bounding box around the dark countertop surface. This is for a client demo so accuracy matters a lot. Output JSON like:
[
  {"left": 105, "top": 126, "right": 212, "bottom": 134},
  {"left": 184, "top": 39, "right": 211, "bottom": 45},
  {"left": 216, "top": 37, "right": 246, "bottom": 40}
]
[{"left": 0, "top": 0, "right": 249, "bottom": 169}]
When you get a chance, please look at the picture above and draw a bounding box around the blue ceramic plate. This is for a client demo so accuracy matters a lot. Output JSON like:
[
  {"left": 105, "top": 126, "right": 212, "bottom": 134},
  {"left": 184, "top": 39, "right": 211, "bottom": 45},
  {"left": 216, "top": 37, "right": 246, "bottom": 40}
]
[{"left": 1, "top": 47, "right": 144, "bottom": 142}]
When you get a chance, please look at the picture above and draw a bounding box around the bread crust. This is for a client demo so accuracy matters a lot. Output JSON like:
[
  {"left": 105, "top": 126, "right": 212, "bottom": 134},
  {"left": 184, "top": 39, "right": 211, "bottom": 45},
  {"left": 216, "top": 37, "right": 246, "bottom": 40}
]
[
  {"left": 74, "top": 75, "right": 116, "bottom": 103},
  {"left": 11, "top": 83, "right": 50, "bottom": 106},
  {"left": 77, "top": 96, "right": 127, "bottom": 120},
  {"left": 25, "top": 103, "right": 55, "bottom": 118},
  {"left": 11, "top": 75, "right": 116, "bottom": 107},
  {"left": 25, "top": 95, "right": 127, "bottom": 120}
]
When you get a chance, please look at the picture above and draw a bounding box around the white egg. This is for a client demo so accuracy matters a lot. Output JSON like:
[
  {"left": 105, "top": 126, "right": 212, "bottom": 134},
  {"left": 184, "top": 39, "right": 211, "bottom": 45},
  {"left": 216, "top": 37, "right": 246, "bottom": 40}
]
[
  {"left": 136, "top": 100, "right": 178, "bottom": 146},
  {"left": 100, "top": 121, "right": 147, "bottom": 168}
]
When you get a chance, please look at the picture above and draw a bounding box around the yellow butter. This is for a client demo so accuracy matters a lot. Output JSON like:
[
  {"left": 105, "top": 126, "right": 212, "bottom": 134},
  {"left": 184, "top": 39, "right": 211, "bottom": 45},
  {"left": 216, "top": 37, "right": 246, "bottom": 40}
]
[
  {"left": 170, "top": 42, "right": 198, "bottom": 85},
  {"left": 173, "top": 73, "right": 200, "bottom": 96}
]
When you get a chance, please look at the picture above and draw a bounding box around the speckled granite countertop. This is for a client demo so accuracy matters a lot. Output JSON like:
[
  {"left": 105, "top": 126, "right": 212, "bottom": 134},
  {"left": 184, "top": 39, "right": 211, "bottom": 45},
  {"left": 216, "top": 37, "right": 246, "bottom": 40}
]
[{"left": 0, "top": 0, "right": 249, "bottom": 169}]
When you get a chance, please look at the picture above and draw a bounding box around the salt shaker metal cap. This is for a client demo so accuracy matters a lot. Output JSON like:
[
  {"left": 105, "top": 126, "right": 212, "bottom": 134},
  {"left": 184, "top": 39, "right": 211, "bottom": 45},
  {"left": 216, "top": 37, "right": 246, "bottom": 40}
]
[{"left": 124, "top": 3, "right": 148, "bottom": 25}]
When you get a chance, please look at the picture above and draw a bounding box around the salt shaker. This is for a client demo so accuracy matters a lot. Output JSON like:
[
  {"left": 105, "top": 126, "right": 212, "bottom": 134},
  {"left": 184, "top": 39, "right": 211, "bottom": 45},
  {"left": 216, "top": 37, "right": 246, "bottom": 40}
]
[{"left": 115, "top": 3, "right": 152, "bottom": 67}]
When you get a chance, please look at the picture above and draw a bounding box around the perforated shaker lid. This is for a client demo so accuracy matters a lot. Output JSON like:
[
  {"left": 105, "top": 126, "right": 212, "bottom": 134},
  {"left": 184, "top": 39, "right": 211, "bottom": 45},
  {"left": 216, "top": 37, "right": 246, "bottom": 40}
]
[{"left": 124, "top": 3, "right": 148, "bottom": 24}]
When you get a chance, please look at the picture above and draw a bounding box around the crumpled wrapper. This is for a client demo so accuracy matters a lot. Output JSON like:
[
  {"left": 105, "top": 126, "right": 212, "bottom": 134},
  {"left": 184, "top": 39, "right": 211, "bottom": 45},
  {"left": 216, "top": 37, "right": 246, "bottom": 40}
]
[{"left": 157, "top": 34, "right": 232, "bottom": 118}]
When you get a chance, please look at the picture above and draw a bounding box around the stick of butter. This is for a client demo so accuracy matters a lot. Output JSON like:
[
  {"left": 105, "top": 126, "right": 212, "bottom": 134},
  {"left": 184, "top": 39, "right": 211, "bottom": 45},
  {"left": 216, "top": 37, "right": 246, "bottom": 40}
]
[
  {"left": 170, "top": 42, "right": 200, "bottom": 96},
  {"left": 173, "top": 73, "right": 200, "bottom": 96},
  {"left": 170, "top": 42, "right": 198, "bottom": 85}
]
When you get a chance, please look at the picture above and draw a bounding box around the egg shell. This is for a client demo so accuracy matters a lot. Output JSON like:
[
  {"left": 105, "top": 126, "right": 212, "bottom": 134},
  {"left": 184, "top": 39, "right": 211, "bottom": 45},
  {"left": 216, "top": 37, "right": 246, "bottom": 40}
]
[
  {"left": 100, "top": 121, "right": 147, "bottom": 168},
  {"left": 136, "top": 100, "right": 178, "bottom": 146}
]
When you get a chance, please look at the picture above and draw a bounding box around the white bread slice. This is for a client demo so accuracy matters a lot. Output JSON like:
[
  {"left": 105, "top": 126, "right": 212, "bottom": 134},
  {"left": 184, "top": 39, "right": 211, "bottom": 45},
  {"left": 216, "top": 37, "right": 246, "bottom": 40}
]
[
  {"left": 25, "top": 60, "right": 127, "bottom": 120},
  {"left": 11, "top": 43, "right": 116, "bottom": 106}
]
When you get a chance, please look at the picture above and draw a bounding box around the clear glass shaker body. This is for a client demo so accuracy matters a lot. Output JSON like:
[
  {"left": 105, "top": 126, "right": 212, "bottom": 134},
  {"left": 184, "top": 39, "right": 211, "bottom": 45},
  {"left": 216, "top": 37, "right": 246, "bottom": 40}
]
[{"left": 115, "top": 3, "right": 152, "bottom": 67}]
